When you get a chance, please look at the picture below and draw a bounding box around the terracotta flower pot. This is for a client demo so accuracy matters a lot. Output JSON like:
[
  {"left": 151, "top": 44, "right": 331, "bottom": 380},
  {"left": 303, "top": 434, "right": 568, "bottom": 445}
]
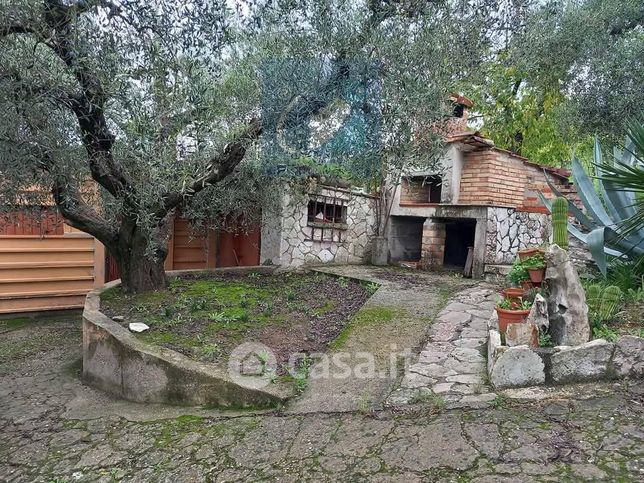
[
  {"left": 518, "top": 248, "right": 544, "bottom": 260},
  {"left": 495, "top": 307, "right": 531, "bottom": 333},
  {"left": 521, "top": 280, "right": 534, "bottom": 290},
  {"left": 502, "top": 287, "right": 527, "bottom": 303},
  {"left": 527, "top": 267, "right": 545, "bottom": 285}
]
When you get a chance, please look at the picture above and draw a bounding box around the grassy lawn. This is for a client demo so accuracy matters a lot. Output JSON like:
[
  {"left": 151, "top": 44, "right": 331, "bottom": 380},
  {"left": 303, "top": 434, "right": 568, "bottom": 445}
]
[{"left": 101, "top": 271, "right": 373, "bottom": 370}]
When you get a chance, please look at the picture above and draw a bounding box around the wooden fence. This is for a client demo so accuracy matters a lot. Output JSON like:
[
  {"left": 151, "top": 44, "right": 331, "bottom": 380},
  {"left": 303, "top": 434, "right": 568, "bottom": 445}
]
[
  {"left": 0, "top": 212, "right": 260, "bottom": 314},
  {"left": 0, "top": 229, "right": 104, "bottom": 314}
]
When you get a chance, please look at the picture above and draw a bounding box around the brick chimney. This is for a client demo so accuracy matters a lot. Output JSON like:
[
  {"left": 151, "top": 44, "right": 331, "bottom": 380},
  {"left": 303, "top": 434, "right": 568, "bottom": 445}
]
[
  {"left": 445, "top": 94, "right": 472, "bottom": 136},
  {"left": 427, "top": 94, "right": 473, "bottom": 139}
]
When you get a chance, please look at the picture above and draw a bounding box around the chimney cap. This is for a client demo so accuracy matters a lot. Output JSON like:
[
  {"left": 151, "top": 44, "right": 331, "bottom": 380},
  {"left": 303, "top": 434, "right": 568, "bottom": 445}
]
[{"left": 449, "top": 94, "right": 473, "bottom": 108}]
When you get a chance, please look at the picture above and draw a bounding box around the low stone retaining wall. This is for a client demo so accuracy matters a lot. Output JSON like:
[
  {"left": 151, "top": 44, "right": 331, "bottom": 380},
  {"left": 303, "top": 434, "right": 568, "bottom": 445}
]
[
  {"left": 487, "top": 312, "right": 644, "bottom": 388},
  {"left": 82, "top": 266, "right": 288, "bottom": 408}
]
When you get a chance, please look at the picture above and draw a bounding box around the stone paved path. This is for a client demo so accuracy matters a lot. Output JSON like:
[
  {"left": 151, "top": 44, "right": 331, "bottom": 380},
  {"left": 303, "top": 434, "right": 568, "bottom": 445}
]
[
  {"left": 2, "top": 317, "right": 644, "bottom": 482},
  {"left": 290, "top": 267, "right": 477, "bottom": 413},
  {"left": 2, "top": 279, "right": 644, "bottom": 482},
  {"left": 390, "top": 285, "right": 499, "bottom": 409}
]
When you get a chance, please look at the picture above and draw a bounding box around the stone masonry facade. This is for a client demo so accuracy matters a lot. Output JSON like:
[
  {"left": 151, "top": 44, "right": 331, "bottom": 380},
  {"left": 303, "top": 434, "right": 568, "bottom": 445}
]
[
  {"left": 261, "top": 185, "right": 377, "bottom": 267},
  {"left": 485, "top": 208, "right": 550, "bottom": 265},
  {"left": 412, "top": 141, "right": 583, "bottom": 274}
]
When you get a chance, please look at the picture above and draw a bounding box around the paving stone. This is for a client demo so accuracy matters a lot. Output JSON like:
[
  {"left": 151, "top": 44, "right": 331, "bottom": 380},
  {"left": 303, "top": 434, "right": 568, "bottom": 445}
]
[
  {"left": 418, "top": 350, "right": 450, "bottom": 364},
  {"left": 460, "top": 328, "right": 489, "bottom": 338},
  {"left": 453, "top": 338, "right": 486, "bottom": 349},
  {"left": 467, "top": 317, "right": 489, "bottom": 330},
  {"left": 444, "top": 357, "right": 486, "bottom": 374},
  {"left": 446, "top": 374, "right": 485, "bottom": 385},
  {"left": 432, "top": 382, "right": 454, "bottom": 394},
  {"left": 380, "top": 419, "right": 478, "bottom": 471},
  {"left": 451, "top": 347, "right": 486, "bottom": 364},
  {"left": 401, "top": 372, "right": 435, "bottom": 388},
  {"left": 570, "top": 463, "right": 608, "bottom": 480},
  {"left": 450, "top": 383, "right": 481, "bottom": 394},
  {"left": 464, "top": 422, "right": 503, "bottom": 459},
  {"left": 442, "top": 302, "right": 476, "bottom": 313},
  {"left": 435, "top": 311, "right": 472, "bottom": 325},
  {"left": 409, "top": 363, "right": 457, "bottom": 378},
  {"left": 466, "top": 309, "right": 493, "bottom": 319},
  {"left": 428, "top": 324, "right": 459, "bottom": 341}
]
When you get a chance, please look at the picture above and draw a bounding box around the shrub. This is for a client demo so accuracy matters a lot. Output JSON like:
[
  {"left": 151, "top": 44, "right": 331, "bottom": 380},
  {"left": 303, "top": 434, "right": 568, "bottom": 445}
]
[
  {"left": 522, "top": 255, "right": 546, "bottom": 270},
  {"left": 507, "top": 259, "right": 530, "bottom": 286}
]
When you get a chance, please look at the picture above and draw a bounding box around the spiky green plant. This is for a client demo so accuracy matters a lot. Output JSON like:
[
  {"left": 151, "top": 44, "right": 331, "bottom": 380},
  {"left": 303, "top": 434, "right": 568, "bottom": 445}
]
[
  {"left": 551, "top": 197, "right": 569, "bottom": 249},
  {"left": 585, "top": 284, "right": 602, "bottom": 315},
  {"left": 598, "top": 285, "right": 622, "bottom": 322},
  {"left": 539, "top": 118, "right": 644, "bottom": 275}
]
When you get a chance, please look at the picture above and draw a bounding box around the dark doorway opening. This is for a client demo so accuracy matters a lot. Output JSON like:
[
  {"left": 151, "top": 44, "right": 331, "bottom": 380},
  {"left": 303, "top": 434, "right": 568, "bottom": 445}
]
[
  {"left": 389, "top": 216, "right": 424, "bottom": 263},
  {"left": 443, "top": 219, "right": 476, "bottom": 268}
]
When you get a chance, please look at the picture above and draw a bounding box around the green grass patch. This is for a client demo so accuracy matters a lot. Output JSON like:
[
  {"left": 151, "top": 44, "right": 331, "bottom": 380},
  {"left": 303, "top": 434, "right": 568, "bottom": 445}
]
[
  {"left": 0, "top": 317, "right": 31, "bottom": 332},
  {"left": 139, "top": 331, "right": 200, "bottom": 348},
  {"left": 313, "top": 299, "right": 336, "bottom": 316},
  {"left": 99, "top": 286, "right": 121, "bottom": 302},
  {"left": 329, "top": 306, "right": 399, "bottom": 349}
]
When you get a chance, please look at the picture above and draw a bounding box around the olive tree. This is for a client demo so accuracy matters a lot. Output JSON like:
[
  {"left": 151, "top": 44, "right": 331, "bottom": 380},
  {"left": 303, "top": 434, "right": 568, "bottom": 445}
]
[{"left": 1, "top": 0, "right": 501, "bottom": 292}]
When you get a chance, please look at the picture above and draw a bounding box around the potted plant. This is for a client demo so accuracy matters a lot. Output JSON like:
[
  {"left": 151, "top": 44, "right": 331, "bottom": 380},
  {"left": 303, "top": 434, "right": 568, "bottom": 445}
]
[
  {"left": 495, "top": 297, "right": 532, "bottom": 333},
  {"left": 504, "top": 259, "right": 531, "bottom": 299},
  {"left": 517, "top": 247, "right": 544, "bottom": 260},
  {"left": 522, "top": 255, "right": 546, "bottom": 286}
]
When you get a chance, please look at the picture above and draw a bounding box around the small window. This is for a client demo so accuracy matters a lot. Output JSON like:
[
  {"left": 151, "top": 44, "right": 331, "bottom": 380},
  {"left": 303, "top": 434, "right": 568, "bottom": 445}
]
[
  {"left": 404, "top": 175, "right": 442, "bottom": 204},
  {"left": 307, "top": 199, "right": 347, "bottom": 225},
  {"left": 426, "top": 175, "right": 442, "bottom": 203}
]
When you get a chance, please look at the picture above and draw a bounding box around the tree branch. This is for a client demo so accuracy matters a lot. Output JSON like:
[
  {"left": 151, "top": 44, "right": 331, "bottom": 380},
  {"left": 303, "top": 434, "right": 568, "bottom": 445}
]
[
  {"left": 155, "top": 118, "right": 263, "bottom": 218},
  {"left": 51, "top": 178, "right": 118, "bottom": 243},
  {"left": 2, "top": 70, "right": 82, "bottom": 110},
  {"left": 40, "top": 0, "right": 130, "bottom": 200}
]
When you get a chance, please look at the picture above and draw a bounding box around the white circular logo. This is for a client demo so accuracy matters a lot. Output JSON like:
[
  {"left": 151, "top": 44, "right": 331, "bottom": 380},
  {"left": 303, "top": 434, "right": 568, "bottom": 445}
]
[{"left": 227, "top": 342, "right": 277, "bottom": 389}]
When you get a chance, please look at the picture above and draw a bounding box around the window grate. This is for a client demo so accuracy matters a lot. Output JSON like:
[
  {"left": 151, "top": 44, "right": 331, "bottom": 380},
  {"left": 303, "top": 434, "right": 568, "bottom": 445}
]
[{"left": 306, "top": 194, "right": 348, "bottom": 243}]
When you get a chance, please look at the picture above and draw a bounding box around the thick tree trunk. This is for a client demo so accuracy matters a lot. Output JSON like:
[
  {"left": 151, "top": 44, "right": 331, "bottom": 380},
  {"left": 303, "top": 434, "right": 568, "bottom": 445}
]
[
  {"left": 112, "top": 221, "right": 169, "bottom": 294},
  {"left": 115, "top": 246, "right": 168, "bottom": 294}
]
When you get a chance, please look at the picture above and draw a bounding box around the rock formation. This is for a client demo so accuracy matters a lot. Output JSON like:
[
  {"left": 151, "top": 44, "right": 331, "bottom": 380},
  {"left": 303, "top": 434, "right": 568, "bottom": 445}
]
[{"left": 544, "top": 244, "right": 590, "bottom": 346}]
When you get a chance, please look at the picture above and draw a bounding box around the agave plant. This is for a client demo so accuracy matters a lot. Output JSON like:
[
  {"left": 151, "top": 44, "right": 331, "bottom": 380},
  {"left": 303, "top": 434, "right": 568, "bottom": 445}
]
[{"left": 539, "top": 118, "right": 644, "bottom": 275}]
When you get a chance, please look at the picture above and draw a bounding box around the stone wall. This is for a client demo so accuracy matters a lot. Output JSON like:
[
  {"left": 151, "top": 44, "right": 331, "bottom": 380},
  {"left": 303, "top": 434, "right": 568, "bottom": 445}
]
[
  {"left": 83, "top": 274, "right": 287, "bottom": 408},
  {"left": 485, "top": 207, "right": 550, "bottom": 265},
  {"left": 487, "top": 311, "right": 644, "bottom": 389},
  {"left": 262, "top": 185, "right": 377, "bottom": 267}
]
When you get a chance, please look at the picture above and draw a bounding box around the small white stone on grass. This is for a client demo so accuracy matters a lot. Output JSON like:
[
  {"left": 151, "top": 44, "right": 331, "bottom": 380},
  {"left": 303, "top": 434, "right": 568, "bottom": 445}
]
[{"left": 128, "top": 322, "right": 149, "bottom": 333}]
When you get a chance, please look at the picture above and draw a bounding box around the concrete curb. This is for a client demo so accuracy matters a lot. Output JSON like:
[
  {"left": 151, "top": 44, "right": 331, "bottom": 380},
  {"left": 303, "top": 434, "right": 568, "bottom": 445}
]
[{"left": 82, "top": 266, "right": 289, "bottom": 408}]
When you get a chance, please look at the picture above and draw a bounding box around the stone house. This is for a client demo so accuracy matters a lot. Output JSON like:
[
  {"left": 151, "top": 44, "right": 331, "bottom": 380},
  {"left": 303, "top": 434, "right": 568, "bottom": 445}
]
[
  {"left": 260, "top": 184, "right": 377, "bottom": 267},
  {"left": 387, "top": 96, "right": 579, "bottom": 278}
]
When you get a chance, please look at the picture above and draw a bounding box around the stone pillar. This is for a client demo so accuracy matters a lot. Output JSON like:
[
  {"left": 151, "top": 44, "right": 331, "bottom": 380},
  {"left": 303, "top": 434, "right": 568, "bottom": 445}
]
[
  {"left": 421, "top": 219, "right": 445, "bottom": 268},
  {"left": 472, "top": 218, "right": 487, "bottom": 278}
]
